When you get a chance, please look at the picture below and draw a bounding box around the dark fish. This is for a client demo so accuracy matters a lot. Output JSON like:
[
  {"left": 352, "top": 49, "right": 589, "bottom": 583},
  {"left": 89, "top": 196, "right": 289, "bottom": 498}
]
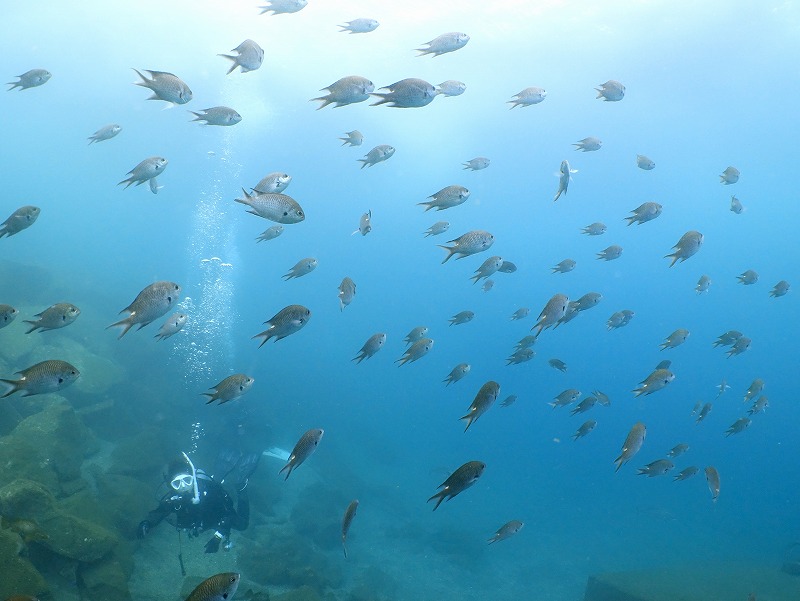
[
  {"left": 427, "top": 460, "right": 485, "bottom": 510},
  {"left": 705, "top": 466, "right": 720, "bottom": 502},
  {"left": 279, "top": 428, "right": 324, "bottom": 480},
  {"left": 673, "top": 466, "right": 699, "bottom": 481},
  {"left": 184, "top": 573, "right": 239, "bottom": 601},
  {"left": 0, "top": 205, "right": 40, "bottom": 238},
  {"left": 460, "top": 381, "right": 500, "bottom": 432},
  {"left": 341, "top": 499, "right": 359, "bottom": 559}
]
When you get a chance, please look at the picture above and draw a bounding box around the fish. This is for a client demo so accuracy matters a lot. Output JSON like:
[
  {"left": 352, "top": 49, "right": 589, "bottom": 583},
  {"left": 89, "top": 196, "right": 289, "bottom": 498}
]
[
  {"left": 133, "top": 69, "right": 192, "bottom": 105},
  {"left": 482, "top": 279, "right": 494, "bottom": 293},
  {"left": 218, "top": 39, "right": 264, "bottom": 74},
  {"left": 463, "top": 157, "right": 490, "bottom": 170},
  {"left": 439, "top": 230, "right": 495, "bottom": 263},
  {"left": 506, "top": 348, "right": 535, "bottom": 365},
  {"left": 510, "top": 308, "right": 530, "bottom": 320},
  {"left": 404, "top": 326, "right": 428, "bottom": 345},
  {"left": 498, "top": 260, "right": 517, "bottom": 273},
  {"left": 581, "top": 222, "right": 607, "bottom": 235},
  {"left": 516, "top": 335, "right": 537, "bottom": 350},
  {"left": 625, "top": 202, "right": 662, "bottom": 225},
  {"left": 443, "top": 363, "right": 471, "bottom": 386},
  {"left": 108, "top": 281, "right": 182, "bottom": 338},
  {"left": 725, "top": 417, "right": 751, "bottom": 436},
  {"left": 507, "top": 87, "right": 547, "bottom": 108},
  {"left": 154, "top": 312, "right": 187, "bottom": 341},
  {"left": 424, "top": 221, "right": 450, "bottom": 237},
  {"left": 549, "top": 389, "right": 581, "bottom": 409},
  {"left": 189, "top": 106, "right": 242, "bottom": 126},
  {"left": 597, "top": 245, "right": 623, "bottom": 261},
  {"left": 279, "top": 428, "right": 324, "bottom": 480},
  {"left": 358, "top": 144, "right": 395, "bottom": 168},
  {"left": 696, "top": 275, "right": 711, "bottom": 294},
  {"left": 460, "top": 381, "right": 500, "bottom": 431},
  {"left": 551, "top": 259, "right": 576, "bottom": 274},
  {"left": 715, "top": 379, "right": 731, "bottom": 398},
  {"left": 654, "top": 360, "right": 672, "bottom": 370},
  {"left": 282, "top": 258, "right": 318, "bottom": 280},
  {"left": 7, "top": 69, "right": 51, "bottom": 91},
  {"left": 352, "top": 333, "right": 386, "bottom": 363},
  {"left": 607, "top": 310, "right": 635, "bottom": 330},
  {"left": 87, "top": 124, "right": 122, "bottom": 144},
  {"left": 573, "top": 137, "right": 602, "bottom": 152},
  {"left": 449, "top": 311, "right": 475, "bottom": 326},
  {"left": 0, "top": 305, "right": 19, "bottom": 329},
  {"left": 726, "top": 336, "right": 752, "bottom": 358},
  {"left": 573, "top": 420, "right": 597, "bottom": 440},
  {"left": 0, "top": 205, "right": 41, "bottom": 237},
  {"left": 532, "top": 294, "right": 569, "bottom": 337},
  {"left": 436, "top": 80, "right": 467, "bottom": 96},
  {"left": 427, "top": 461, "right": 485, "bottom": 510},
  {"left": 339, "top": 19, "right": 379, "bottom": 34},
  {"left": 712, "top": 330, "right": 743, "bottom": 347},
  {"left": 595, "top": 80, "right": 625, "bottom": 101},
  {"left": 202, "top": 374, "right": 255, "bottom": 405},
  {"left": 748, "top": 396, "right": 769, "bottom": 415},
  {"left": 500, "top": 395, "right": 518, "bottom": 408},
  {"left": 704, "top": 466, "right": 721, "bottom": 502},
  {"left": 665, "top": 231, "right": 704, "bottom": 267},
  {"left": 548, "top": 358, "right": 567, "bottom": 372},
  {"left": 666, "top": 443, "right": 689, "bottom": 458},
  {"left": 235, "top": 189, "right": 305, "bottom": 224},
  {"left": 636, "top": 155, "right": 656, "bottom": 170},
  {"left": 770, "top": 280, "right": 790, "bottom": 298},
  {"left": 614, "top": 423, "right": 646, "bottom": 472},
  {"left": 1, "top": 360, "right": 80, "bottom": 398},
  {"left": 637, "top": 459, "right": 674, "bottom": 477},
  {"left": 24, "top": 303, "right": 80, "bottom": 333},
  {"left": 253, "top": 305, "right": 311, "bottom": 347},
  {"left": 256, "top": 225, "right": 284, "bottom": 242},
  {"left": 371, "top": 78, "right": 437, "bottom": 108},
  {"left": 487, "top": 520, "right": 524, "bottom": 544},
  {"left": 396, "top": 338, "right": 434, "bottom": 366},
  {"left": 570, "top": 396, "right": 598, "bottom": 416},
  {"left": 312, "top": 76, "right": 375, "bottom": 109},
  {"left": 118, "top": 157, "right": 167, "bottom": 192},
  {"left": 720, "top": 166, "right": 740, "bottom": 185},
  {"left": 184, "top": 573, "right": 239, "bottom": 601},
  {"left": 730, "top": 195, "right": 744, "bottom": 214},
  {"left": 593, "top": 390, "right": 611, "bottom": 406},
  {"left": 632, "top": 368, "right": 675, "bottom": 397},
  {"left": 696, "top": 402, "right": 713, "bottom": 424},
  {"left": 352, "top": 210, "right": 372, "bottom": 236},
  {"left": 341, "top": 499, "right": 359, "bottom": 559},
  {"left": 673, "top": 466, "right": 699, "bottom": 481},
  {"left": 338, "top": 277, "right": 357, "bottom": 311},
  {"left": 737, "top": 269, "right": 759, "bottom": 285},
  {"left": 659, "top": 328, "right": 690, "bottom": 350},
  {"left": 259, "top": 0, "right": 307, "bottom": 15},
  {"left": 470, "top": 256, "right": 503, "bottom": 284},
  {"left": 418, "top": 185, "right": 470, "bottom": 211},
  {"left": 553, "top": 160, "right": 577, "bottom": 201},
  {"left": 743, "top": 379, "right": 765, "bottom": 403},
  {"left": 416, "top": 32, "right": 470, "bottom": 57},
  {"left": 340, "top": 130, "right": 364, "bottom": 147},
  {"left": 254, "top": 172, "right": 292, "bottom": 194}
]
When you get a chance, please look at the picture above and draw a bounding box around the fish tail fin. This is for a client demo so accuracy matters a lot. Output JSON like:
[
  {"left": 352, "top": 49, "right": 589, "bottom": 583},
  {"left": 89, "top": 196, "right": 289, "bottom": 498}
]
[
  {"left": 252, "top": 331, "right": 271, "bottom": 348},
  {"left": 132, "top": 68, "right": 149, "bottom": 86},
  {"left": 0, "top": 379, "right": 19, "bottom": 398},
  {"left": 279, "top": 462, "right": 292, "bottom": 480},
  {"left": 369, "top": 94, "right": 390, "bottom": 107},
  {"left": 438, "top": 245, "right": 456, "bottom": 264},
  {"left": 310, "top": 97, "right": 332, "bottom": 110},
  {"left": 664, "top": 253, "right": 679, "bottom": 268},
  {"left": 460, "top": 415, "right": 473, "bottom": 432},
  {"left": 417, "top": 202, "right": 434, "bottom": 211},
  {"left": 427, "top": 492, "right": 445, "bottom": 511},
  {"left": 594, "top": 88, "right": 603, "bottom": 99},
  {"left": 22, "top": 321, "right": 39, "bottom": 334},
  {"left": 342, "top": 540, "right": 348, "bottom": 559},
  {"left": 188, "top": 111, "right": 203, "bottom": 121},
  {"left": 106, "top": 317, "right": 134, "bottom": 339},
  {"left": 217, "top": 54, "right": 238, "bottom": 75}
]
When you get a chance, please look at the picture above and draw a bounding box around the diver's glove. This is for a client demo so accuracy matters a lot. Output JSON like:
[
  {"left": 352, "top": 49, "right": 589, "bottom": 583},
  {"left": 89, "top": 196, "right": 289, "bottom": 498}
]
[
  {"left": 204, "top": 531, "right": 224, "bottom": 554},
  {"left": 137, "top": 520, "right": 150, "bottom": 539}
]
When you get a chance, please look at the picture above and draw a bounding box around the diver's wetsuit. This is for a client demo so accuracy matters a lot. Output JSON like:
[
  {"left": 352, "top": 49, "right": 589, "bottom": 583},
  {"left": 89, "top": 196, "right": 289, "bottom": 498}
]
[{"left": 145, "top": 471, "right": 249, "bottom": 539}]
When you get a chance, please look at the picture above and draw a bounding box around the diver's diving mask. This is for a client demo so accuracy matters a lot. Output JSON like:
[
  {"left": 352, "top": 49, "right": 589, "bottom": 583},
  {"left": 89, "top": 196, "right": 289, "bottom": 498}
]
[{"left": 170, "top": 473, "right": 194, "bottom": 493}]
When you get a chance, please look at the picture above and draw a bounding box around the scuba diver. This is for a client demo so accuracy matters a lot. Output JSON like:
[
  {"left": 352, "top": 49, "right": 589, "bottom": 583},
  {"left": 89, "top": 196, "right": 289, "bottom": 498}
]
[{"left": 137, "top": 449, "right": 260, "bottom": 554}]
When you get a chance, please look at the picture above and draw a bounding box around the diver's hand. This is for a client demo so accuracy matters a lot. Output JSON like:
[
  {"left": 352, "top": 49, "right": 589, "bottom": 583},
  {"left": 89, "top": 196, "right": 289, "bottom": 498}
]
[
  {"left": 204, "top": 531, "right": 223, "bottom": 554},
  {"left": 137, "top": 520, "right": 150, "bottom": 539}
]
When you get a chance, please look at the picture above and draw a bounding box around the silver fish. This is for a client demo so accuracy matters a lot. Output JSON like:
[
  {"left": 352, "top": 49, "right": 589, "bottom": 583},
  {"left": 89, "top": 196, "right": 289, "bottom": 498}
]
[
  {"left": 487, "top": 520, "right": 524, "bottom": 544},
  {"left": 460, "top": 381, "right": 500, "bottom": 431},
  {"left": 712, "top": 330, "right": 743, "bottom": 347},
  {"left": 133, "top": 69, "right": 192, "bottom": 105},
  {"left": 725, "top": 417, "right": 751, "bottom": 437},
  {"left": 667, "top": 443, "right": 689, "bottom": 458},
  {"left": 632, "top": 368, "right": 675, "bottom": 397},
  {"left": 665, "top": 231, "right": 704, "bottom": 267},
  {"left": 548, "top": 358, "right": 567, "bottom": 372},
  {"left": 282, "top": 258, "right": 318, "bottom": 280},
  {"left": 0, "top": 304, "right": 19, "bottom": 329},
  {"left": 256, "top": 225, "right": 284, "bottom": 242},
  {"left": 720, "top": 166, "right": 740, "bottom": 185},
  {"left": 280, "top": 428, "right": 324, "bottom": 480},
  {"left": 118, "top": 157, "right": 167, "bottom": 192},
  {"left": 637, "top": 459, "right": 674, "bottom": 477},
  {"left": 154, "top": 312, "right": 187, "bottom": 341},
  {"left": 500, "top": 395, "right": 518, "bottom": 408},
  {"left": 189, "top": 106, "right": 241, "bottom": 126},
  {"left": 254, "top": 172, "right": 292, "bottom": 194},
  {"left": 339, "top": 19, "right": 379, "bottom": 34},
  {"left": 341, "top": 499, "right": 359, "bottom": 559},
  {"left": 705, "top": 466, "right": 720, "bottom": 502},
  {"left": 7, "top": 69, "right": 51, "bottom": 91},
  {"left": 416, "top": 32, "right": 470, "bottom": 57},
  {"left": 573, "top": 137, "right": 602, "bottom": 152},
  {"left": 581, "top": 222, "right": 606, "bottom": 235},
  {"left": 338, "top": 277, "right": 356, "bottom": 311},
  {"left": 597, "top": 245, "right": 623, "bottom": 261},
  {"left": 726, "top": 336, "right": 751, "bottom": 358},
  {"left": 636, "top": 155, "right": 656, "bottom": 170},
  {"left": 463, "top": 157, "right": 490, "bottom": 170},
  {"left": 510, "top": 308, "right": 530, "bottom": 321},
  {"left": 219, "top": 39, "right": 264, "bottom": 74},
  {"left": 748, "top": 395, "right": 769, "bottom": 415},
  {"left": 470, "top": 256, "right": 503, "bottom": 284},
  {"left": 449, "top": 311, "right": 474, "bottom": 326},
  {"left": 614, "top": 422, "right": 646, "bottom": 472},
  {"left": 253, "top": 304, "right": 311, "bottom": 346},
  {"left": 436, "top": 80, "right": 466, "bottom": 96},
  {"left": 696, "top": 275, "right": 711, "bottom": 294},
  {"left": 371, "top": 78, "right": 437, "bottom": 108},
  {"left": 352, "top": 210, "right": 372, "bottom": 236},
  {"left": 573, "top": 420, "right": 597, "bottom": 440},
  {"left": 353, "top": 333, "right": 386, "bottom": 363},
  {"left": 532, "top": 294, "right": 569, "bottom": 337},
  {"left": 570, "top": 396, "right": 597, "bottom": 415},
  {"left": 673, "top": 466, "right": 699, "bottom": 481},
  {"left": 427, "top": 460, "right": 485, "bottom": 510},
  {"left": 553, "top": 159, "right": 576, "bottom": 201},
  {"left": 24, "top": 303, "right": 80, "bottom": 333},
  {"left": 358, "top": 145, "right": 395, "bottom": 168},
  {"left": 87, "top": 124, "right": 121, "bottom": 144},
  {"left": 696, "top": 402, "right": 713, "bottom": 424},
  {"left": 498, "top": 260, "right": 517, "bottom": 273},
  {"left": 424, "top": 221, "right": 450, "bottom": 237},
  {"left": 404, "top": 326, "right": 428, "bottom": 345},
  {"left": 730, "top": 195, "right": 744, "bottom": 214},
  {"left": 396, "top": 338, "right": 434, "bottom": 366},
  {"left": 625, "top": 202, "right": 662, "bottom": 226},
  {"left": 507, "top": 87, "right": 546, "bottom": 108},
  {"left": 506, "top": 348, "right": 535, "bottom": 365},
  {"left": 660, "top": 328, "right": 690, "bottom": 351},
  {"left": 1, "top": 360, "right": 80, "bottom": 398},
  {"left": 439, "top": 230, "right": 494, "bottom": 263},
  {"left": 443, "top": 363, "right": 470, "bottom": 386},
  {"left": 312, "top": 76, "right": 374, "bottom": 109},
  {"left": 0, "top": 205, "right": 41, "bottom": 238},
  {"left": 108, "top": 281, "right": 182, "bottom": 338},
  {"left": 259, "top": 0, "right": 307, "bottom": 15},
  {"left": 235, "top": 189, "right": 305, "bottom": 223},
  {"left": 418, "top": 185, "right": 470, "bottom": 211},
  {"left": 549, "top": 389, "right": 581, "bottom": 409},
  {"left": 552, "top": 259, "right": 576, "bottom": 274},
  {"left": 737, "top": 269, "right": 759, "bottom": 285},
  {"left": 770, "top": 280, "right": 790, "bottom": 298},
  {"left": 596, "top": 80, "right": 625, "bottom": 101},
  {"left": 202, "top": 374, "right": 255, "bottom": 405},
  {"left": 340, "top": 130, "right": 364, "bottom": 147}
]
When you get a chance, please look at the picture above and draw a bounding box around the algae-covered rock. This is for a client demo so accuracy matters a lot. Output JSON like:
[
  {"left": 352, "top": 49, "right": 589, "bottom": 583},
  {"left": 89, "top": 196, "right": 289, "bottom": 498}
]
[
  {"left": 272, "top": 586, "right": 321, "bottom": 601},
  {"left": 78, "top": 555, "right": 132, "bottom": 601},
  {"left": 107, "top": 429, "right": 172, "bottom": 479},
  {"left": 0, "top": 528, "right": 49, "bottom": 599}
]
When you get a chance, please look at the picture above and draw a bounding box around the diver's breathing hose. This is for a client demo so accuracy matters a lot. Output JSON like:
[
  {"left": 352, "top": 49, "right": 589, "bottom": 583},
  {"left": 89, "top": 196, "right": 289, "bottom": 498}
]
[{"left": 182, "top": 451, "right": 200, "bottom": 505}]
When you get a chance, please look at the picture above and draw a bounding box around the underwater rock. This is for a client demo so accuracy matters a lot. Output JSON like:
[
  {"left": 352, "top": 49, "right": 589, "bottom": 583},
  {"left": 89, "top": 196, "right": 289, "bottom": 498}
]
[
  {"left": 78, "top": 555, "right": 132, "bottom": 601},
  {"left": 107, "top": 429, "right": 172, "bottom": 478},
  {"left": 272, "top": 586, "right": 321, "bottom": 601},
  {"left": 0, "top": 528, "right": 49, "bottom": 600}
]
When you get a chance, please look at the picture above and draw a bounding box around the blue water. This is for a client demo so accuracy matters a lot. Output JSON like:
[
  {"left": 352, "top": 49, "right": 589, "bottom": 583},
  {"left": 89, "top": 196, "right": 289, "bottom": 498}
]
[{"left": 2, "top": 1, "right": 799, "bottom": 599}]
